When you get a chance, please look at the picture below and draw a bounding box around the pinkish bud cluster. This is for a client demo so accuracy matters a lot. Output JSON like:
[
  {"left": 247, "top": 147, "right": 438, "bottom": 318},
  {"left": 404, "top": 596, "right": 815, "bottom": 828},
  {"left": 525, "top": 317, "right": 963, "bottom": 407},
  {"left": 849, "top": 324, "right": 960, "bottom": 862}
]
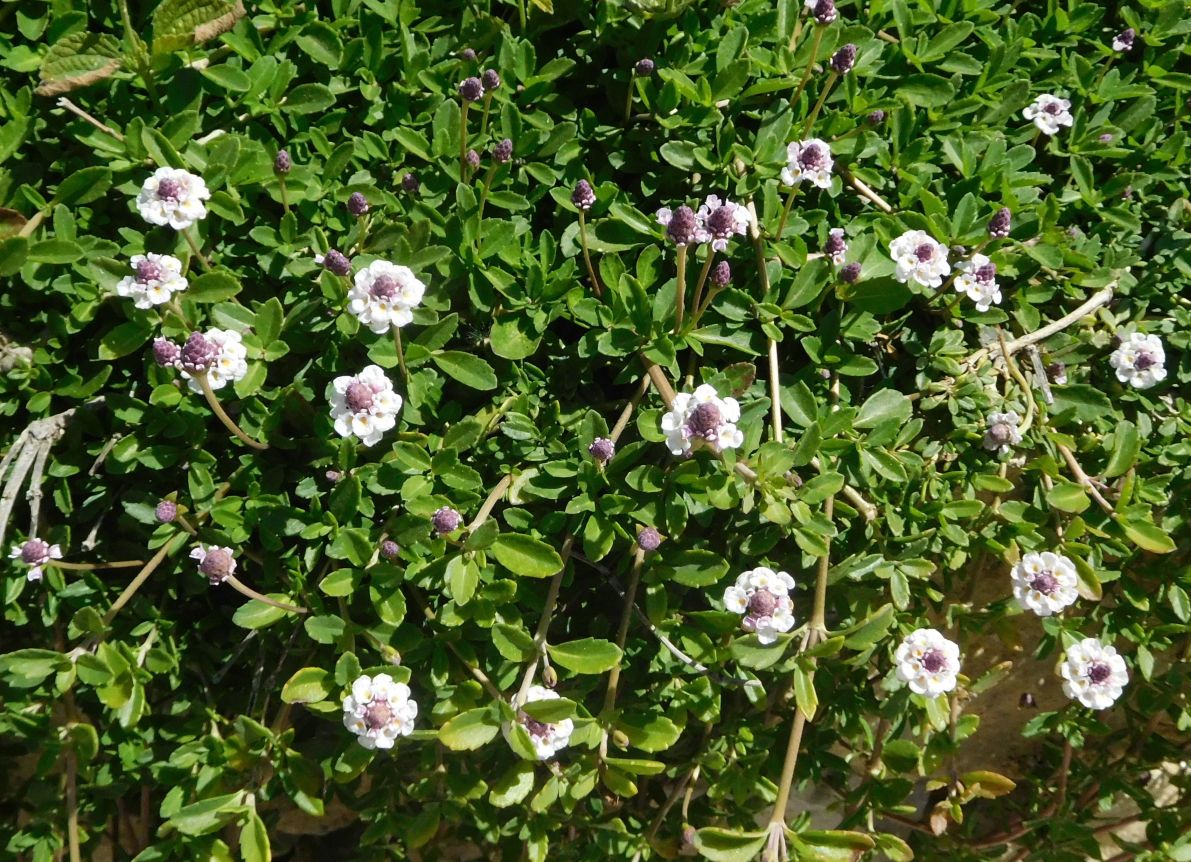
[
  {"left": 459, "top": 77, "right": 484, "bottom": 102},
  {"left": 322, "top": 250, "right": 352, "bottom": 276},
  {"left": 482, "top": 68, "right": 501, "bottom": 90},
  {"left": 637, "top": 527, "right": 662, "bottom": 552},
  {"left": 572, "top": 180, "right": 596, "bottom": 211},
  {"left": 380, "top": 539, "right": 400, "bottom": 560},
  {"left": 712, "top": 261, "right": 732, "bottom": 286},
  {"left": 432, "top": 506, "right": 463, "bottom": 536},
  {"left": 493, "top": 138, "right": 513, "bottom": 164},
  {"left": 274, "top": 150, "right": 292, "bottom": 174},
  {"left": 830, "top": 44, "right": 857, "bottom": 74},
  {"left": 155, "top": 500, "right": 178, "bottom": 523},
  {"left": 179, "top": 332, "right": 220, "bottom": 374},
  {"left": 401, "top": 172, "right": 420, "bottom": 193},
  {"left": 588, "top": 437, "right": 615, "bottom": 464},
  {"left": 347, "top": 192, "right": 369, "bottom": 216},
  {"left": 634, "top": 58, "right": 655, "bottom": 76},
  {"left": 988, "top": 207, "right": 1011, "bottom": 238},
  {"left": 153, "top": 337, "right": 181, "bottom": 367}
]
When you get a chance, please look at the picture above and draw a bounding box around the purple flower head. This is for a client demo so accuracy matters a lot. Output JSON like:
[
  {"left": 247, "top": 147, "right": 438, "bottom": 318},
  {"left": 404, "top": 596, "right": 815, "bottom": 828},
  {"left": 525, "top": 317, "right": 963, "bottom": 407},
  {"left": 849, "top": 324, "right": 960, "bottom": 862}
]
[
  {"left": 712, "top": 260, "right": 732, "bottom": 287},
  {"left": 974, "top": 262, "right": 997, "bottom": 283},
  {"left": 274, "top": 149, "right": 292, "bottom": 175},
  {"left": 460, "top": 47, "right": 477, "bottom": 61},
  {"left": 466, "top": 149, "right": 481, "bottom": 168},
  {"left": 813, "top": 0, "right": 837, "bottom": 25},
  {"left": 136, "top": 257, "right": 164, "bottom": 282},
  {"left": 370, "top": 274, "right": 399, "bottom": 299},
  {"left": 1113, "top": 28, "right": 1135, "bottom": 52},
  {"left": 345, "top": 381, "right": 375, "bottom": 413},
  {"left": 459, "top": 77, "right": 484, "bottom": 102},
  {"left": 401, "top": 172, "right": 420, "bottom": 193},
  {"left": 634, "top": 58, "right": 656, "bottom": 76},
  {"left": 20, "top": 538, "right": 51, "bottom": 564},
  {"left": 637, "top": 527, "right": 662, "bottom": 552},
  {"left": 921, "top": 648, "right": 948, "bottom": 674},
  {"left": 179, "top": 332, "right": 219, "bottom": 374},
  {"left": 588, "top": 437, "right": 615, "bottom": 464},
  {"left": 799, "top": 143, "right": 828, "bottom": 170},
  {"left": 686, "top": 402, "right": 723, "bottom": 440},
  {"left": 830, "top": 44, "right": 857, "bottom": 74},
  {"left": 665, "top": 206, "right": 698, "bottom": 246},
  {"left": 494, "top": 138, "right": 513, "bottom": 164},
  {"left": 986, "top": 421, "right": 1015, "bottom": 447},
  {"left": 432, "top": 506, "right": 463, "bottom": 536},
  {"left": 571, "top": 179, "right": 596, "bottom": 211},
  {"left": 824, "top": 228, "right": 847, "bottom": 261},
  {"left": 866, "top": 109, "right": 886, "bottom": 125},
  {"left": 347, "top": 192, "right": 370, "bottom": 217},
  {"left": 380, "top": 539, "right": 400, "bottom": 560},
  {"left": 197, "top": 547, "right": 235, "bottom": 584},
  {"left": 840, "top": 262, "right": 862, "bottom": 283},
  {"left": 325, "top": 470, "right": 341, "bottom": 482},
  {"left": 988, "top": 207, "right": 1011, "bottom": 239},
  {"left": 153, "top": 337, "right": 181, "bottom": 367},
  {"left": 322, "top": 249, "right": 352, "bottom": 276},
  {"left": 156, "top": 177, "right": 182, "bottom": 201},
  {"left": 482, "top": 68, "right": 501, "bottom": 91},
  {"left": 155, "top": 500, "right": 178, "bottom": 523},
  {"left": 705, "top": 205, "right": 738, "bottom": 241}
]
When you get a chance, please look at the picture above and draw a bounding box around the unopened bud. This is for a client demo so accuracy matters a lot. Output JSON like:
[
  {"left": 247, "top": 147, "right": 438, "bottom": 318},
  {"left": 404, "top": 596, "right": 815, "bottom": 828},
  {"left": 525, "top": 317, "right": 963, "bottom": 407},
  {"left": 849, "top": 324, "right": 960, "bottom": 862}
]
[
  {"left": 347, "top": 192, "right": 369, "bottom": 217},
  {"left": 273, "top": 149, "right": 292, "bottom": 175},
  {"left": 154, "top": 500, "right": 177, "bottom": 523}
]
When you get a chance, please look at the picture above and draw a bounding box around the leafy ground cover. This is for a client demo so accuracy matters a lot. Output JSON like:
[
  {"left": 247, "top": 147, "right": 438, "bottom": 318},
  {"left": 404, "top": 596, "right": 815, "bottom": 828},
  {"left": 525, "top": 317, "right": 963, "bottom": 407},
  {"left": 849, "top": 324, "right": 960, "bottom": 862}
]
[{"left": 1, "top": 0, "right": 1189, "bottom": 860}]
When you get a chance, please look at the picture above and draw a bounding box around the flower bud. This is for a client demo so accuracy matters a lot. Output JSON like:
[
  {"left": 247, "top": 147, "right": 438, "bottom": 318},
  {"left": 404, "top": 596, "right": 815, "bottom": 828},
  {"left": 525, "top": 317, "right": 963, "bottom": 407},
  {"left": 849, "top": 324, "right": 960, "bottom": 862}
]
[
  {"left": 20, "top": 538, "right": 51, "bottom": 563},
  {"left": 988, "top": 207, "right": 1011, "bottom": 238},
  {"left": 634, "top": 58, "right": 656, "bottom": 76},
  {"left": 482, "top": 68, "right": 501, "bottom": 91},
  {"left": 155, "top": 500, "right": 178, "bottom": 523},
  {"left": 322, "top": 249, "right": 352, "bottom": 276},
  {"left": 460, "top": 47, "right": 477, "bottom": 61},
  {"left": 347, "top": 192, "right": 369, "bottom": 217},
  {"left": 571, "top": 179, "right": 596, "bottom": 211},
  {"left": 542, "top": 665, "right": 559, "bottom": 688},
  {"left": 866, "top": 109, "right": 886, "bottom": 125},
  {"left": 637, "top": 527, "right": 662, "bottom": 552},
  {"left": 273, "top": 149, "right": 292, "bottom": 175},
  {"left": 198, "top": 547, "right": 235, "bottom": 584},
  {"left": 665, "top": 206, "right": 698, "bottom": 246},
  {"left": 325, "top": 470, "right": 342, "bottom": 483},
  {"left": 466, "top": 149, "right": 481, "bottom": 168},
  {"left": 152, "top": 337, "right": 181, "bottom": 367},
  {"left": 712, "top": 260, "right": 732, "bottom": 286},
  {"left": 588, "top": 437, "right": 615, "bottom": 464},
  {"left": 612, "top": 729, "right": 630, "bottom": 748},
  {"left": 1112, "top": 28, "right": 1135, "bottom": 53},
  {"left": 401, "top": 172, "right": 420, "bottom": 193},
  {"left": 432, "top": 506, "right": 463, "bottom": 536},
  {"left": 813, "top": 0, "right": 837, "bottom": 25},
  {"left": 840, "top": 262, "right": 862, "bottom": 283},
  {"left": 179, "top": 332, "right": 219, "bottom": 374},
  {"left": 493, "top": 138, "right": 513, "bottom": 164},
  {"left": 380, "top": 539, "right": 400, "bottom": 560},
  {"left": 459, "top": 77, "right": 484, "bottom": 102},
  {"left": 830, "top": 44, "right": 857, "bottom": 74}
]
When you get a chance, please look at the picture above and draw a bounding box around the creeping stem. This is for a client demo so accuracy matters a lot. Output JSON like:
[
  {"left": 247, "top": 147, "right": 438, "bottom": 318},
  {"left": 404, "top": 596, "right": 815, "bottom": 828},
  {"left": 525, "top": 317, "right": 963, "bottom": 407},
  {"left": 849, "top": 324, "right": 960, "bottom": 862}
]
[
  {"left": 225, "top": 574, "right": 306, "bottom": 614},
  {"left": 197, "top": 374, "right": 269, "bottom": 450}
]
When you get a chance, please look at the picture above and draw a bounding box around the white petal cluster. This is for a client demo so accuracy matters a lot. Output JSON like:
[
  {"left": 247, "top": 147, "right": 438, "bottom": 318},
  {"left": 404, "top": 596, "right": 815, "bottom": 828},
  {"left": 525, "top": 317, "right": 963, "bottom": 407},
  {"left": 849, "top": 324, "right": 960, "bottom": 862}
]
[
  {"left": 1023, "top": 94, "right": 1073, "bottom": 136},
  {"left": 342, "top": 673, "right": 418, "bottom": 749},
  {"left": 1109, "top": 332, "right": 1166, "bottom": 390},
  {"left": 895, "top": 628, "right": 960, "bottom": 697},
  {"left": 178, "top": 329, "right": 248, "bottom": 393},
  {"left": 514, "top": 685, "right": 574, "bottom": 760},
  {"left": 1010, "top": 551, "right": 1079, "bottom": 617},
  {"left": 136, "top": 167, "right": 210, "bottom": 230},
  {"left": 1060, "top": 637, "right": 1128, "bottom": 710},
  {"left": 889, "top": 230, "right": 950, "bottom": 289},
  {"left": 694, "top": 195, "right": 753, "bottom": 252},
  {"left": 9, "top": 539, "right": 62, "bottom": 582},
  {"left": 982, "top": 411, "right": 1022, "bottom": 455},
  {"left": 953, "top": 253, "right": 1001, "bottom": 311},
  {"left": 116, "top": 254, "right": 188, "bottom": 309},
  {"left": 660, "top": 384, "right": 743, "bottom": 456},
  {"left": 347, "top": 260, "right": 427, "bottom": 334},
  {"left": 781, "top": 139, "right": 834, "bottom": 189},
  {"left": 329, "top": 365, "right": 403, "bottom": 447},
  {"left": 722, "top": 567, "right": 796, "bottom": 644}
]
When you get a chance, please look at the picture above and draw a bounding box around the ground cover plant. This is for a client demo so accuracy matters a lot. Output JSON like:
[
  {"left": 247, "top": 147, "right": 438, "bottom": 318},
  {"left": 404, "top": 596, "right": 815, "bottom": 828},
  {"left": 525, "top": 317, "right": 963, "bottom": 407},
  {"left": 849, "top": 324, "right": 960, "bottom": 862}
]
[{"left": 1, "top": 0, "right": 1189, "bottom": 860}]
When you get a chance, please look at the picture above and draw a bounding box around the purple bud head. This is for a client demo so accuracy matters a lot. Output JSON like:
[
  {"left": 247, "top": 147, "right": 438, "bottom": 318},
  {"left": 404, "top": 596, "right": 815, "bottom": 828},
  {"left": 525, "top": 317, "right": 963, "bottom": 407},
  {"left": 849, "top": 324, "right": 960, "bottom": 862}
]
[
  {"left": 20, "top": 539, "right": 50, "bottom": 564},
  {"left": 988, "top": 207, "right": 1011, "bottom": 238},
  {"left": 494, "top": 138, "right": 513, "bottom": 164},
  {"left": 705, "top": 205, "right": 737, "bottom": 240},
  {"left": 813, "top": 0, "right": 837, "bottom": 25},
  {"left": 914, "top": 243, "right": 936, "bottom": 263},
  {"left": 363, "top": 700, "right": 394, "bottom": 730},
  {"left": 380, "top": 539, "right": 400, "bottom": 560},
  {"left": 466, "top": 149, "right": 481, "bottom": 168},
  {"left": 798, "top": 143, "right": 827, "bottom": 170},
  {"left": 322, "top": 249, "right": 351, "bottom": 276},
  {"left": 325, "top": 470, "right": 341, "bottom": 482},
  {"left": 823, "top": 229, "right": 847, "bottom": 259},
  {"left": 921, "top": 648, "right": 947, "bottom": 674},
  {"left": 840, "top": 262, "right": 862, "bottom": 283},
  {"left": 1029, "top": 571, "right": 1059, "bottom": 596},
  {"left": 636, "top": 527, "right": 662, "bottom": 552},
  {"left": 1088, "top": 662, "right": 1112, "bottom": 685},
  {"left": 347, "top": 192, "right": 369, "bottom": 217},
  {"left": 155, "top": 500, "right": 178, "bottom": 523},
  {"left": 634, "top": 58, "right": 656, "bottom": 76},
  {"left": 588, "top": 437, "right": 615, "bottom": 464},
  {"left": 571, "top": 179, "right": 596, "bottom": 211},
  {"left": 345, "top": 381, "right": 375, "bottom": 413},
  {"left": 974, "top": 262, "right": 997, "bottom": 283},
  {"left": 370, "top": 274, "right": 399, "bottom": 299},
  {"left": 712, "top": 260, "right": 732, "bottom": 286},
  {"left": 460, "top": 47, "right": 477, "bottom": 61},
  {"left": 459, "top": 77, "right": 484, "bottom": 102},
  {"left": 179, "top": 332, "right": 219, "bottom": 374},
  {"left": 401, "top": 172, "right": 420, "bottom": 193},
  {"left": 156, "top": 177, "right": 182, "bottom": 201},
  {"left": 482, "top": 68, "right": 501, "bottom": 91},
  {"left": 666, "top": 205, "right": 698, "bottom": 246},
  {"left": 747, "top": 589, "right": 778, "bottom": 618},
  {"left": 199, "top": 547, "right": 235, "bottom": 584},
  {"left": 1113, "top": 28, "right": 1135, "bottom": 52},
  {"left": 432, "top": 506, "right": 463, "bottom": 535},
  {"left": 830, "top": 44, "right": 857, "bottom": 74},
  {"left": 274, "top": 149, "right": 292, "bottom": 175},
  {"left": 987, "top": 421, "right": 1015, "bottom": 446},
  {"left": 135, "top": 257, "right": 164, "bottom": 282},
  {"left": 687, "top": 402, "right": 723, "bottom": 439},
  {"left": 866, "top": 109, "right": 886, "bottom": 125},
  {"left": 152, "top": 337, "right": 181, "bottom": 367}
]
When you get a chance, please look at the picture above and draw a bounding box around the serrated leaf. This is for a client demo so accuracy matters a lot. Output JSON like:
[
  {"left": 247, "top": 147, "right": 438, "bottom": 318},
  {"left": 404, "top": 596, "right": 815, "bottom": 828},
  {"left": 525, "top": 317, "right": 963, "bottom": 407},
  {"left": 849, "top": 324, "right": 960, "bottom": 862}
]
[
  {"left": 152, "top": 0, "right": 246, "bottom": 55},
  {"left": 36, "top": 33, "right": 123, "bottom": 96},
  {"left": 439, "top": 707, "right": 500, "bottom": 751}
]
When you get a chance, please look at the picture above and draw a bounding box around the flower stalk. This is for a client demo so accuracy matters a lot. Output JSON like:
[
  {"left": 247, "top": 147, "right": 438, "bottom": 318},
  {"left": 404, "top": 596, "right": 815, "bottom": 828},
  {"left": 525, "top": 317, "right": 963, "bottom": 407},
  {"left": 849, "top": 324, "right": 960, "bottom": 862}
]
[
  {"left": 577, "top": 210, "right": 604, "bottom": 299},
  {"left": 391, "top": 326, "right": 410, "bottom": 384},
  {"left": 183, "top": 228, "right": 212, "bottom": 272},
  {"left": 197, "top": 373, "right": 268, "bottom": 450},
  {"left": 674, "top": 245, "right": 688, "bottom": 333}
]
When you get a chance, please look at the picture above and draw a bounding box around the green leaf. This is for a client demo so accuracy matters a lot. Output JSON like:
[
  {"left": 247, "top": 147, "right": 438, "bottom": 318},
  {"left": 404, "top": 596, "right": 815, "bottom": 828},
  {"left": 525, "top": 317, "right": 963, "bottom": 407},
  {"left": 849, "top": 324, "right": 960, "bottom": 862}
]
[
  {"left": 842, "top": 604, "right": 895, "bottom": 650},
  {"left": 491, "top": 534, "right": 563, "bottom": 578},
  {"left": 0, "top": 236, "right": 29, "bottom": 276},
  {"left": 693, "top": 828, "right": 768, "bottom": 862},
  {"left": 167, "top": 792, "right": 245, "bottom": 836},
  {"left": 254, "top": 297, "right": 284, "bottom": 346},
  {"left": 304, "top": 614, "right": 345, "bottom": 644},
  {"left": 793, "top": 662, "right": 818, "bottom": 720},
  {"left": 296, "top": 21, "right": 342, "bottom": 67},
  {"left": 1045, "top": 480, "right": 1090, "bottom": 514},
  {"left": 1103, "top": 420, "right": 1140, "bottom": 478},
  {"left": 446, "top": 554, "right": 480, "bottom": 605},
  {"left": 239, "top": 811, "right": 270, "bottom": 862},
  {"left": 284, "top": 83, "right": 336, "bottom": 114},
  {"left": 232, "top": 597, "right": 292, "bottom": 629},
  {"left": 281, "top": 667, "right": 334, "bottom": 703},
  {"left": 433, "top": 351, "right": 498, "bottom": 390},
  {"left": 896, "top": 74, "right": 957, "bottom": 107},
  {"left": 36, "top": 33, "right": 122, "bottom": 96},
  {"left": 152, "top": 0, "right": 246, "bottom": 55},
  {"left": 854, "top": 389, "right": 911, "bottom": 429},
  {"left": 655, "top": 549, "right": 729, "bottom": 588},
  {"left": 187, "top": 270, "right": 242, "bottom": 303},
  {"left": 729, "top": 633, "right": 791, "bottom": 669},
  {"left": 1120, "top": 517, "right": 1176, "bottom": 554},
  {"left": 98, "top": 320, "right": 154, "bottom": 360},
  {"left": 490, "top": 762, "right": 536, "bottom": 807},
  {"left": 28, "top": 239, "right": 82, "bottom": 263},
  {"left": 200, "top": 64, "right": 251, "bottom": 92},
  {"left": 55, "top": 167, "right": 112, "bottom": 206},
  {"left": 546, "top": 638, "right": 622, "bottom": 674},
  {"left": 439, "top": 707, "right": 500, "bottom": 751}
]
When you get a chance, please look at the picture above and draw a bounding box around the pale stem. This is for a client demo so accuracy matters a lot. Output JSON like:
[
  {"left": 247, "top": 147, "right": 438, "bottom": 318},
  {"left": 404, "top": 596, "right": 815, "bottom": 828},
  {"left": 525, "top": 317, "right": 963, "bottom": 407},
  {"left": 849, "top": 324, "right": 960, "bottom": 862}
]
[
  {"left": 622, "top": 70, "right": 636, "bottom": 124},
  {"left": 478, "top": 92, "right": 494, "bottom": 141},
  {"left": 774, "top": 186, "right": 801, "bottom": 241},
  {"left": 516, "top": 535, "right": 574, "bottom": 704},
  {"left": 225, "top": 574, "right": 306, "bottom": 614},
  {"left": 17, "top": 210, "right": 47, "bottom": 238},
  {"left": 768, "top": 338, "right": 784, "bottom": 444},
  {"left": 355, "top": 212, "right": 371, "bottom": 254},
  {"left": 844, "top": 171, "right": 893, "bottom": 212},
  {"left": 997, "top": 327, "right": 1036, "bottom": 435},
  {"left": 787, "top": 7, "right": 807, "bottom": 52},
  {"left": 197, "top": 374, "right": 268, "bottom": 450},
  {"left": 278, "top": 175, "right": 290, "bottom": 215},
  {"left": 602, "top": 548, "right": 644, "bottom": 717},
  {"left": 468, "top": 474, "right": 512, "bottom": 532},
  {"left": 102, "top": 532, "right": 188, "bottom": 625},
  {"left": 641, "top": 356, "right": 677, "bottom": 410},
  {"left": 165, "top": 298, "right": 191, "bottom": 329},
  {"left": 578, "top": 210, "right": 603, "bottom": 298},
  {"left": 392, "top": 326, "right": 410, "bottom": 384},
  {"left": 688, "top": 249, "right": 716, "bottom": 324},
  {"left": 1057, "top": 443, "right": 1116, "bottom": 515},
  {"left": 804, "top": 71, "right": 839, "bottom": 137},
  {"left": 56, "top": 97, "right": 124, "bottom": 141},
  {"left": 789, "top": 26, "right": 826, "bottom": 108},
  {"left": 183, "top": 227, "right": 212, "bottom": 271},
  {"left": 610, "top": 375, "right": 650, "bottom": 441},
  {"left": 174, "top": 513, "right": 199, "bottom": 536},
  {"left": 475, "top": 163, "right": 498, "bottom": 229},
  {"left": 51, "top": 560, "right": 144, "bottom": 571},
  {"left": 460, "top": 101, "right": 471, "bottom": 178},
  {"left": 674, "top": 245, "right": 688, "bottom": 333}
]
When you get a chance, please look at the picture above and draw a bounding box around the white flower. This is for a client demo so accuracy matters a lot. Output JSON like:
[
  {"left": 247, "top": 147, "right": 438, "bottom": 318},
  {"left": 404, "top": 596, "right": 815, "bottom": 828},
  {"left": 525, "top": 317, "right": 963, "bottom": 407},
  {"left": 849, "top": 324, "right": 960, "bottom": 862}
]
[
  {"left": 659, "top": 384, "right": 744, "bottom": 456},
  {"left": 329, "top": 365, "right": 403, "bottom": 447},
  {"left": 1023, "top": 94, "right": 1073, "bottom": 136},
  {"left": 781, "top": 139, "right": 834, "bottom": 189},
  {"left": 889, "top": 230, "right": 950, "bottom": 289},
  {"left": 510, "top": 684, "right": 574, "bottom": 760},
  {"left": 342, "top": 673, "right": 418, "bottom": 749},
  {"left": 115, "top": 254, "right": 188, "bottom": 309},
  {"left": 177, "top": 329, "right": 249, "bottom": 394},
  {"left": 347, "top": 260, "right": 426, "bottom": 334},
  {"left": 694, "top": 195, "right": 752, "bottom": 252},
  {"left": 9, "top": 538, "right": 62, "bottom": 582},
  {"left": 953, "top": 253, "right": 1001, "bottom": 311},
  {"left": 982, "top": 411, "right": 1022, "bottom": 455},
  {"left": 1060, "top": 637, "right": 1129, "bottom": 710},
  {"left": 895, "top": 628, "right": 960, "bottom": 697},
  {"left": 1109, "top": 332, "right": 1166, "bottom": 390},
  {"left": 722, "top": 567, "right": 796, "bottom": 645},
  {"left": 136, "top": 167, "right": 210, "bottom": 230},
  {"left": 1011, "top": 551, "right": 1079, "bottom": 617}
]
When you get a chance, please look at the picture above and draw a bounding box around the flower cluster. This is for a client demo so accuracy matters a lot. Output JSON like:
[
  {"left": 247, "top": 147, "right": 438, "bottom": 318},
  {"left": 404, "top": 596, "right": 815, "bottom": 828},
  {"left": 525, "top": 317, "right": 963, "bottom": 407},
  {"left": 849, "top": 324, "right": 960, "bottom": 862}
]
[
  {"left": 136, "top": 168, "right": 210, "bottom": 230},
  {"left": 9, "top": 538, "right": 62, "bottom": 582},
  {"left": 781, "top": 139, "right": 833, "bottom": 189},
  {"left": 155, "top": 329, "right": 249, "bottom": 393},
  {"left": 115, "top": 254, "right": 188, "bottom": 309},
  {"left": 660, "top": 384, "right": 744, "bottom": 456},
  {"left": 342, "top": 673, "right": 418, "bottom": 749},
  {"left": 895, "top": 629, "right": 961, "bottom": 696},
  {"left": 889, "top": 230, "right": 950, "bottom": 289},
  {"left": 190, "top": 545, "right": 236, "bottom": 585},
  {"left": 656, "top": 196, "right": 752, "bottom": 251},
  {"left": 347, "top": 260, "right": 426, "bottom": 334},
  {"left": 1023, "top": 94, "right": 1073, "bottom": 136},
  {"left": 823, "top": 228, "right": 848, "bottom": 265},
  {"left": 954, "top": 253, "right": 1001, "bottom": 311},
  {"left": 1109, "top": 332, "right": 1166, "bottom": 390},
  {"left": 982, "top": 411, "right": 1022, "bottom": 455},
  {"left": 722, "top": 568, "right": 796, "bottom": 644},
  {"left": 1060, "top": 638, "right": 1129, "bottom": 710},
  {"left": 512, "top": 685, "right": 573, "bottom": 760},
  {"left": 328, "top": 365, "right": 403, "bottom": 447},
  {"left": 1011, "top": 551, "right": 1079, "bottom": 616}
]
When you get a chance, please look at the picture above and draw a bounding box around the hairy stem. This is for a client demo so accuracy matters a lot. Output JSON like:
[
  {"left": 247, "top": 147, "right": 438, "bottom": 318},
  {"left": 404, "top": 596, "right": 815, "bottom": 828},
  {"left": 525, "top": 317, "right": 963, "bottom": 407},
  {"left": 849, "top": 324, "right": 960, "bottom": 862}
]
[{"left": 688, "top": 249, "right": 716, "bottom": 323}]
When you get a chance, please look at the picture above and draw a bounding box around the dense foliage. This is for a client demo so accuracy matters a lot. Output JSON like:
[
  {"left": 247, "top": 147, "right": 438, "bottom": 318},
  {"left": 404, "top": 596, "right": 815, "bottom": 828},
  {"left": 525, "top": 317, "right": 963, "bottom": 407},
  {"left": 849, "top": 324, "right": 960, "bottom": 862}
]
[{"left": 1, "top": 1, "right": 1189, "bottom": 861}]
